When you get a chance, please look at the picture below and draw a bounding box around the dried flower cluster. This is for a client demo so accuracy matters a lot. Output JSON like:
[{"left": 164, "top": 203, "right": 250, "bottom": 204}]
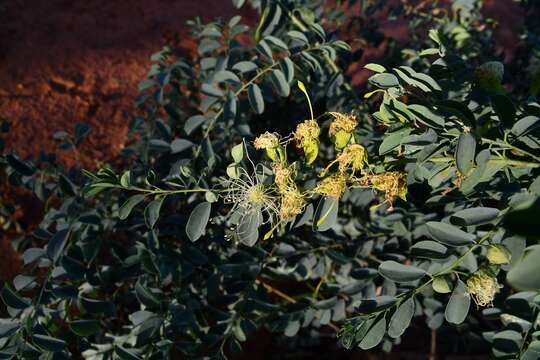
[
  {"left": 254, "top": 132, "right": 279, "bottom": 150},
  {"left": 467, "top": 270, "right": 500, "bottom": 307},
  {"left": 328, "top": 112, "right": 358, "bottom": 135},
  {"left": 328, "top": 113, "right": 358, "bottom": 150}
]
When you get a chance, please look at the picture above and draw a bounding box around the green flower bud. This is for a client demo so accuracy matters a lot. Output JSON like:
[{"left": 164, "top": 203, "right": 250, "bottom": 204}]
[
  {"left": 333, "top": 129, "right": 352, "bottom": 150},
  {"left": 487, "top": 245, "right": 511, "bottom": 265},
  {"left": 303, "top": 139, "right": 319, "bottom": 165}
]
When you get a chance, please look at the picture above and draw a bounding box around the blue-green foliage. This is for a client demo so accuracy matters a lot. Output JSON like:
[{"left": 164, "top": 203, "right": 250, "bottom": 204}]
[{"left": 1, "top": 1, "right": 540, "bottom": 359}]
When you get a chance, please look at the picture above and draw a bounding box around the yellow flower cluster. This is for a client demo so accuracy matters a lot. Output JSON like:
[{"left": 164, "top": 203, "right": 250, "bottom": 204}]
[
  {"left": 254, "top": 132, "right": 279, "bottom": 150},
  {"left": 279, "top": 187, "right": 306, "bottom": 220},
  {"left": 336, "top": 144, "right": 367, "bottom": 173},
  {"left": 294, "top": 120, "right": 320, "bottom": 145},
  {"left": 271, "top": 162, "right": 306, "bottom": 220},
  {"left": 368, "top": 171, "right": 407, "bottom": 203},
  {"left": 328, "top": 112, "right": 358, "bottom": 136},
  {"left": 272, "top": 162, "right": 294, "bottom": 191},
  {"left": 313, "top": 173, "right": 347, "bottom": 198},
  {"left": 328, "top": 112, "right": 358, "bottom": 150},
  {"left": 250, "top": 112, "right": 409, "bottom": 222},
  {"left": 294, "top": 120, "right": 320, "bottom": 165}
]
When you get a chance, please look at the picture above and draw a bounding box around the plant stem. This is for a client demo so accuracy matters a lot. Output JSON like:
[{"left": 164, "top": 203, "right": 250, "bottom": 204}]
[
  {"left": 255, "top": 278, "right": 340, "bottom": 332},
  {"left": 125, "top": 186, "right": 210, "bottom": 196},
  {"left": 481, "top": 138, "right": 540, "bottom": 163},
  {"left": 429, "top": 329, "right": 437, "bottom": 360},
  {"left": 428, "top": 156, "right": 540, "bottom": 168}
]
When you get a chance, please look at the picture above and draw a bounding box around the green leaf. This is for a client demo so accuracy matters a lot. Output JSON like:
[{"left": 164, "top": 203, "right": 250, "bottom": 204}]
[
  {"left": 201, "top": 83, "right": 224, "bottom": 98},
  {"left": 0, "top": 320, "right": 19, "bottom": 338},
  {"left": 287, "top": 30, "right": 308, "bottom": 44},
  {"left": 227, "top": 163, "right": 241, "bottom": 179},
  {"left": 368, "top": 73, "right": 399, "bottom": 88},
  {"left": 388, "top": 297, "right": 415, "bottom": 338},
  {"left": 186, "top": 202, "right": 211, "bottom": 242},
  {"left": 59, "top": 174, "right": 77, "bottom": 196},
  {"left": 359, "top": 317, "right": 386, "bottom": 350},
  {"left": 402, "top": 129, "right": 437, "bottom": 146},
  {"left": 144, "top": 197, "right": 164, "bottom": 229},
  {"left": 313, "top": 197, "right": 338, "bottom": 232},
  {"left": 436, "top": 100, "right": 476, "bottom": 126},
  {"left": 184, "top": 115, "right": 206, "bottom": 135},
  {"left": 264, "top": 35, "right": 288, "bottom": 51},
  {"left": 236, "top": 211, "right": 261, "bottom": 247},
  {"left": 119, "top": 195, "right": 145, "bottom": 220},
  {"left": 507, "top": 246, "right": 540, "bottom": 291},
  {"left": 231, "top": 143, "right": 244, "bottom": 163},
  {"left": 419, "top": 48, "right": 439, "bottom": 56},
  {"left": 379, "top": 128, "right": 411, "bottom": 155},
  {"left": 399, "top": 66, "right": 441, "bottom": 92},
  {"left": 522, "top": 340, "right": 540, "bottom": 360},
  {"left": 393, "top": 67, "right": 430, "bottom": 92},
  {"left": 170, "top": 139, "right": 194, "bottom": 154},
  {"left": 47, "top": 228, "right": 70, "bottom": 263},
  {"left": 279, "top": 57, "right": 295, "bottom": 83},
  {"left": 232, "top": 0, "right": 246, "bottom": 8},
  {"left": 213, "top": 70, "right": 241, "bottom": 85},
  {"left": 256, "top": 2, "right": 282, "bottom": 40},
  {"left": 116, "top": 346, "right": 143, "bottom": 360},
  {"left": 22, "top": 247, "right": 46, "bottom": 265},
  {"left": 198, "top": 38, "right": 220, "bottom": 55},
  {"left": 256, "top": 40, "right": 273, "bottom": 61},
  {"left": 269, "top": 69, "right": 290, "bottom": 97},
  {"left": 69, "top": 320, "right": 100, "bottom": 337},
  {"left": 232, "top": 61, "right": 258, "bottom": 73},
  {"left": 248, "top": 84, "right": 265, "bottom": 114},
  {"left": 284, "top": 320, "right": 300, "bottom": 337},
  {"left": 511, "top": 115, "right": 540, "bottom": 138},
  {"left": 1, "top": 285, "right": 30, "bottom": 309},
  {"left": 451, "top": 207, "right": 500, "bottom": 227},
  {"left": 13, "top": 275, "right": 35, "bottom": 291},
  {"left": 120, "top": 171, "right": 131, "bottom": 188},
  {"left": 432, "top": 277, "right": 451, "bottom": 294},
  {"left": 6, "top": 154, "right": 35, "bottom": 176},
  {"left": 411, "top": 240, "right": 449, "bottom": 259},
  {"left": 79, "top": 297, "right": 109, "bottom": 314},
  {"left": 444, "top": 280, "right": 470, "bottom": 324},
  {"left": 455, "top": 133, "right": 476, "bottom": 175},
  {"left": 356, "top": 296, "right": 396, "bottom": 313},
  {"left": 364, "top": 63, "right": 386, "bottom": 73},
  {"left": 135, "top": 281, "right": 161, "bottom": 309},
  {"left": 378, "top": 261, "right": 426, "bottom": 282},
  {"left": 492, "top": 330, "right": 523, "bottom": 354},
  {"left": 32, "top": 334, "right": 67, "bottom": 352},
  {"left": 408, "top": 104, "right": 445, "bottom": 128},
  {"left": 426, "top": 221, "right": 476, "bottom": 246}
]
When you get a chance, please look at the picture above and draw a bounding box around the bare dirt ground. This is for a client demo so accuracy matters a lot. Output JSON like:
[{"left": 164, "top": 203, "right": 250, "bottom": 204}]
[{"left": 0, "top": 0, "right": 253, "bottom": 168}]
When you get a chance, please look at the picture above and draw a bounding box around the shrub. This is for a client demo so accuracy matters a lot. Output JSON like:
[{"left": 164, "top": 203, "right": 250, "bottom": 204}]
[{"left": 1, "top": 1, "right": 540, "bottom": 359}]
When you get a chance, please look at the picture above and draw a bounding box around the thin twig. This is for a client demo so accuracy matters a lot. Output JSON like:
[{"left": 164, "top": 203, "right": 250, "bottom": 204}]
[
  {"left": 429, "top": 329, "right": 437, "bottom": 360},
  {"left": 255, "top": 278, "right": 340, "bottom": 332}
]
